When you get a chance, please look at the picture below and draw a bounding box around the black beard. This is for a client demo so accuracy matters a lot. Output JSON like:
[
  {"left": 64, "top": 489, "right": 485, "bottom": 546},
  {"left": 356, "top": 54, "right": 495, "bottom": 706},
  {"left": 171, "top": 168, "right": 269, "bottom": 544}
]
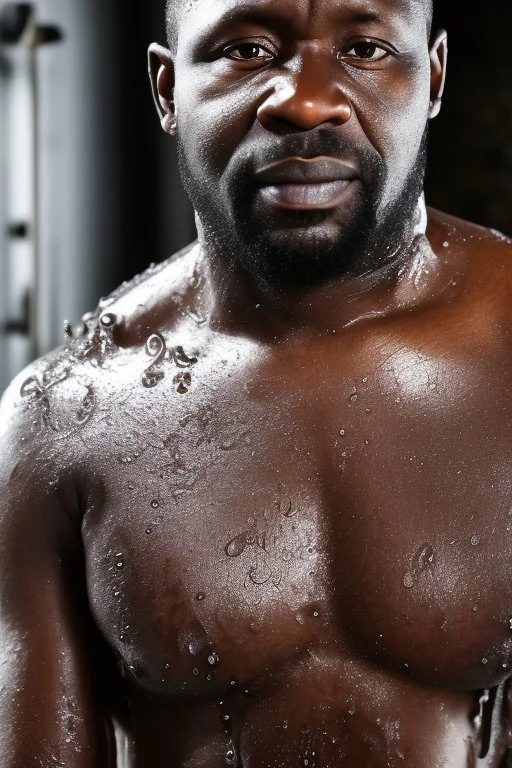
[{"left": 177, "top": 127, "right": 428, "bottom": 292}]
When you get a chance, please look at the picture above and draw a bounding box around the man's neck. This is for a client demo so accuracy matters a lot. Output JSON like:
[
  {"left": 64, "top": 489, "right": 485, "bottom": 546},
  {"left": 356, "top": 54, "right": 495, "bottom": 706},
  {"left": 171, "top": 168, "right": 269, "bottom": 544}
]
[
  {"left": 195, "top": 242, "right": 439, "bottom": 344},
  {"left": 194, "top": 205, "right": 442, "bottom": 343}
]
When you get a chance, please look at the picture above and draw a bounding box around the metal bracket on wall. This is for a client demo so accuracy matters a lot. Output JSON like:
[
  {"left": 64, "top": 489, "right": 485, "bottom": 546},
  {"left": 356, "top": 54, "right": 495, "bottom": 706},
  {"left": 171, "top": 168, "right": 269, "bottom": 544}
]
[{"left": 0, "top": 3, "right": 61, "bottom": 46}]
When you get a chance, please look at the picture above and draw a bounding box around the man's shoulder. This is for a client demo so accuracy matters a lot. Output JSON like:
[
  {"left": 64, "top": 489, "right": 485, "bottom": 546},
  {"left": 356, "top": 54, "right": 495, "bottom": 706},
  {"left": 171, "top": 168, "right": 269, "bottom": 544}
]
[
  {"left": 425, "top": 208, "right": 512, "bottom": 353},
  {"left": 0, "top": 241, "right": 202, "bottom": 467},
  {"left": 427, "top": 207, "right": 512, "bottom": 296},
  {"left": 427, "top": 207, "right": 512, "bottom": 260}
]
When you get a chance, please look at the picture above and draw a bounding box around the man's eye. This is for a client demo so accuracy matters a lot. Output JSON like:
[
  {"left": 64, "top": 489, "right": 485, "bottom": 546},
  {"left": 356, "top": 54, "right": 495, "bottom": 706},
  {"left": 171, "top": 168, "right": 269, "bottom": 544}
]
[
  {"left": 224, "top": 43, "right": 273, "bottom": 62},
  {"left": 341, "top": 41, "right": 390, "bottom": 62}
]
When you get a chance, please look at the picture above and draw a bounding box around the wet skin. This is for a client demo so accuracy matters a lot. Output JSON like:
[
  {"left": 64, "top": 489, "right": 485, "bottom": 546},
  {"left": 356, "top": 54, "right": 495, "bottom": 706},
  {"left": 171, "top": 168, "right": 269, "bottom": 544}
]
[{"left": 2, "top": 0, "right": 512, "bottom": 766}]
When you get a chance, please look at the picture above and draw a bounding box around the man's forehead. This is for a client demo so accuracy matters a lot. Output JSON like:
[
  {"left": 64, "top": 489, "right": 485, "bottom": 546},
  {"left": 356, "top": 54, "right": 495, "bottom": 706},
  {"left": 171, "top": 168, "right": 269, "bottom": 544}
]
[
  {"left": 174, "top": 0, "right": 430, "bottom": 37},
  {"left": 176, "top": 0, "right": 429, "bottom": 19}
]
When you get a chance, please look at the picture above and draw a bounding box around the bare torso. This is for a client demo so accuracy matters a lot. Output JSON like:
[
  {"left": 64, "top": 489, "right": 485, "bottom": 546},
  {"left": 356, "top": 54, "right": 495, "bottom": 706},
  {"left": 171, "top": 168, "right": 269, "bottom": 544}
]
[{"left": 3, "top": 209, "right": 512, "bottom": 767}]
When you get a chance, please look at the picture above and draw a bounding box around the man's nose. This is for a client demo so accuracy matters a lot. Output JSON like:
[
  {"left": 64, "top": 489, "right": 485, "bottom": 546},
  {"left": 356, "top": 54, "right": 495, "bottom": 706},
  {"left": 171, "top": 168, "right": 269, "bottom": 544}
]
[{"left": 257, "top": 47, "right": 352, "bottom": 132}]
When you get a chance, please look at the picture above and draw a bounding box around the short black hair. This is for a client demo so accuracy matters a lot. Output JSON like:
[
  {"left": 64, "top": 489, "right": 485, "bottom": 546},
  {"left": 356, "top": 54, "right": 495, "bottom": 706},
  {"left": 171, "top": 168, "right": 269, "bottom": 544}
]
[{"left": 165, "top": 0, "right": 435, "bottom": 51}]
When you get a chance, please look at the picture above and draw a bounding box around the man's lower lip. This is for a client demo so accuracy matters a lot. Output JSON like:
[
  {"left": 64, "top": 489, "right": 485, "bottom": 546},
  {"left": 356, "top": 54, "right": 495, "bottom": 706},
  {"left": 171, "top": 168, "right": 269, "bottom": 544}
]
[{"left": 258, "top": 180, "right": 354, "bottom": 210}]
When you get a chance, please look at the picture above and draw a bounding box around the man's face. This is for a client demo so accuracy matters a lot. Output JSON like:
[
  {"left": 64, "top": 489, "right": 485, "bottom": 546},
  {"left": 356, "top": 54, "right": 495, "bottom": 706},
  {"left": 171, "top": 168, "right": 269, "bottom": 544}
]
[{"left": 168, "top": 0, "right": 444, "bottom": 288}]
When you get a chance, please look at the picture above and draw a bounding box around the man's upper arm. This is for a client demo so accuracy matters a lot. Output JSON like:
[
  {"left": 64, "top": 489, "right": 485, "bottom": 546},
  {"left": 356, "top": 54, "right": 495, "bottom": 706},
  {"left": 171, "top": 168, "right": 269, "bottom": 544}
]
[{"left": 0, "top": 368, "right": 116, "bottom": 767}]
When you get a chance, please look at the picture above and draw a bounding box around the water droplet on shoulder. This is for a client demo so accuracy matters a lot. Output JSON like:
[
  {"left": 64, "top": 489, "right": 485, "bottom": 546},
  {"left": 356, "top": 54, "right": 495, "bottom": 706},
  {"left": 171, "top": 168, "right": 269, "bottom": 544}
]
[
  {"left": 100, "top": 312, "right": 117, "bottom": 329},
  {"left": 403, "top": 572, "right": 414, "bottom": 588},
  {"left": 174, "top": 371, "right": 192, "bottom": 394},
  {"left": 225, "top": 532, "right": 247, "bottom": 558}
]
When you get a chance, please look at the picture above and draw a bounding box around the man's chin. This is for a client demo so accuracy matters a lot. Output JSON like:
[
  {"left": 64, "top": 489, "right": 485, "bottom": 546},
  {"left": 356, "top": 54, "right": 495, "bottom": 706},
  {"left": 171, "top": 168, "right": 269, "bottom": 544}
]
[{"left": 234, "top": 219, "right": 371, "bottom": 288}]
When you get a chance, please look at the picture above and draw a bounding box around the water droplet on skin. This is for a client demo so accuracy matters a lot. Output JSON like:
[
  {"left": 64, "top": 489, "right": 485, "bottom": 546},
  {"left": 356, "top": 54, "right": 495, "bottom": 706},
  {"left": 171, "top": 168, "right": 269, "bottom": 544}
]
[
  {"left": 173, "top": 371, "right": 192, "bottom": 394},
  {"left": 482, "top": 657, "right": 488, "bottom": 665},
  {"left": 229, "top": 676, "right": 238, "bottom": 687},
  {"left": 206, "top": 672, "right": 214, "bottom": 681},
  {"left": 509, "top": 618, "right": 512, "bottom": 630},
  {"left": 192, "top": 668, "right": 199, "bottom": 676},
  {"left": 100, "top": 312, "right": 116, "bottom": 328},
  {"left": 471, "top": 534, "right": 480, "bottom": 546},
  {"left": 208, "top": 651, "right": 220, "bottom": 666},
  {"left": 404, "top": 572, "right": 414, "bottom": 588},
  {"left": 443, "top": 241, "right": 449, "bottom": 248},
  {"left": 196, "top": 592, "right": 206, "bottom": 601},
  {"left": 279, "top": 497, "right": 296, "bottom": 517},
  {"left": 142, "top": 332, "right": 167, "bottom": 388},
  {"left": 164, "top": 663, "right": 170, "bottom": 669},
  {"left": 173, "top": 346, "right": 199, "bottom": 368},
  {"left": 150, "top": 499, "right": 160, "bottom": 509},
  {"left": 116, "top": 557, "right": 125, "bottom": 570},
  {"left": 283, "top": 720, "right": 288, "bottom": 730},
  {"left": 339, "top": 429, "right": 346, "bottom": 436},
  {"left": 418, "top": 544, "right": 435, "bottom": 568},
  {"left": 313, "top": 610, "right": 319, "bottom": 617},
  {"left": 225, "top": 532, "right": 247, "bottom": 558},
  {"left": 145, "top": 527, "right": 153, "bottom": 535},
  {"left": 365, "top": 407, "right": 372, "bottom": 414},
  {"left": 349, "top": 393, "right": 358, "bottom": 404},
  {"left": 128, "top": 483, "right": 134, "bottom": 491}
]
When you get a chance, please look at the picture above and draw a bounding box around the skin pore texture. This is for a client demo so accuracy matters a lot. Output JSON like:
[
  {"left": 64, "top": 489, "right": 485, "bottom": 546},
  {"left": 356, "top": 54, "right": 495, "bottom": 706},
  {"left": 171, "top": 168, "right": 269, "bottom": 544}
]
[{"left": 1, "top": 0, "right": 512, "bottom": 766}]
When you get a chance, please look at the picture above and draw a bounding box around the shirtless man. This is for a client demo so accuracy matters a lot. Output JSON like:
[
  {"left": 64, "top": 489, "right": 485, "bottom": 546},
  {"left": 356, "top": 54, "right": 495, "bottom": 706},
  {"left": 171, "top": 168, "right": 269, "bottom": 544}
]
[{"left": 1, "top": 0, "right": 512, "bottom": 764}]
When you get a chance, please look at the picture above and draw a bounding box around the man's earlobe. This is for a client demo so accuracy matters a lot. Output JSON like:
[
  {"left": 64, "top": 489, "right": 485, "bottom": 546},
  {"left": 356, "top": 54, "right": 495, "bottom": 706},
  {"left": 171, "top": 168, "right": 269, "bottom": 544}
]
[
  {"left": 429, "top": 30, "right": 448, "bottom": 119},
  {"left": 148, "top": 43, "right": 177, "bottom": 136}
]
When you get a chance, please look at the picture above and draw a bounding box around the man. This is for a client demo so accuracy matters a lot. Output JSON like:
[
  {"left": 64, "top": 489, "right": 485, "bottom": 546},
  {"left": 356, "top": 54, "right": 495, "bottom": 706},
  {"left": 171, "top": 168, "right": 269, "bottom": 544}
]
[{"left": 1, "top": 0, "right": 511, "bottom": 764}]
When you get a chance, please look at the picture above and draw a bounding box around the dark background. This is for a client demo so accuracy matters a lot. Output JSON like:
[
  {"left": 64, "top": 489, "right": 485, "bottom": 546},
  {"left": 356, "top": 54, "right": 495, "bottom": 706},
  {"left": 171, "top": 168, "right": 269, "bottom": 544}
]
[{"left": 426, "top": 2, "right": 512, "bottom": 231}]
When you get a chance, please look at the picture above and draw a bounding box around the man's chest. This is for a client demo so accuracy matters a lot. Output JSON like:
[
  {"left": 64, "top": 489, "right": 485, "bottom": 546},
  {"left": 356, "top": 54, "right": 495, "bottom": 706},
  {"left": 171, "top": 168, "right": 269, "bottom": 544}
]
[{"left": 82, "top": 338, "right": 512, "bottom": 696}]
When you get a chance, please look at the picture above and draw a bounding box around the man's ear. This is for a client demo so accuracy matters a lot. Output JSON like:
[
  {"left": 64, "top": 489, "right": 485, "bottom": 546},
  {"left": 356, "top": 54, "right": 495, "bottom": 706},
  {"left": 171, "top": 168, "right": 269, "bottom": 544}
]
[
  {"left": 428, "top": 30, "right": 448, "bottom": 119},
  {"left": 148, "top": 42, "right": 177, "bottom": 136}
]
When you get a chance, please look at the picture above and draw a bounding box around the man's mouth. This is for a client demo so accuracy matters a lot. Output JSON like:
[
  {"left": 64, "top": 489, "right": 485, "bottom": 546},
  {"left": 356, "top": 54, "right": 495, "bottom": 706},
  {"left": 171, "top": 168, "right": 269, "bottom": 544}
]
[{"left": 254, "top": 156, "right": 359, "bottom": 211}]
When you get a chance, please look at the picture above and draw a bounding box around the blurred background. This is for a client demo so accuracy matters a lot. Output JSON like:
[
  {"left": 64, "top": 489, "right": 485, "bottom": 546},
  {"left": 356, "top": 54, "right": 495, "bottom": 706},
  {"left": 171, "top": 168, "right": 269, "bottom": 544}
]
[{"left": 0, "top": 0, "right": 510, "bottom": 392}]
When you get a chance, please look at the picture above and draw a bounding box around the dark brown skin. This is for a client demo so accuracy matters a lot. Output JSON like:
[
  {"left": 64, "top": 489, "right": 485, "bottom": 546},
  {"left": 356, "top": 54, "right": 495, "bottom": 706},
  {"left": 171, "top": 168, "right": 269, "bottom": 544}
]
[{"left": 2, "top": 0, "right": 512, "bottom": 766}]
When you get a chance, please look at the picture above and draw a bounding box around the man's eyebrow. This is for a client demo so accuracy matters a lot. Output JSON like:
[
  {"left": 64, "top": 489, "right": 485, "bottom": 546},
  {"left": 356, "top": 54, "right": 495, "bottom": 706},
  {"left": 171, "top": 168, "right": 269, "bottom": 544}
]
[
  {"left": 188, "top": 6, "right": 295, "bottom": 50},
  {"left": 348, "top": 11, "right": 382, "bottom": 24},
  {"left": 191, "top": 4, "right": 383, "bottom": 44}
]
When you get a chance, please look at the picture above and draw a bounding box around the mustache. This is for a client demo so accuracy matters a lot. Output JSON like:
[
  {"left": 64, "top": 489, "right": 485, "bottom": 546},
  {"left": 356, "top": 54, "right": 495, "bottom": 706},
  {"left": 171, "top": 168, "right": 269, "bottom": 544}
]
[{"left": 235, "top": 128, "right": 383, "bottom": 182}]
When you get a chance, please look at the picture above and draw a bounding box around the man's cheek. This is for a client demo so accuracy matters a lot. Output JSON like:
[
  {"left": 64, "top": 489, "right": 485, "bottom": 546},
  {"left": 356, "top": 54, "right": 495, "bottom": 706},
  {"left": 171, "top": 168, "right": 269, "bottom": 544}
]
[{"left": 181, "top": 106, "right": 251, "bottom": 178}]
